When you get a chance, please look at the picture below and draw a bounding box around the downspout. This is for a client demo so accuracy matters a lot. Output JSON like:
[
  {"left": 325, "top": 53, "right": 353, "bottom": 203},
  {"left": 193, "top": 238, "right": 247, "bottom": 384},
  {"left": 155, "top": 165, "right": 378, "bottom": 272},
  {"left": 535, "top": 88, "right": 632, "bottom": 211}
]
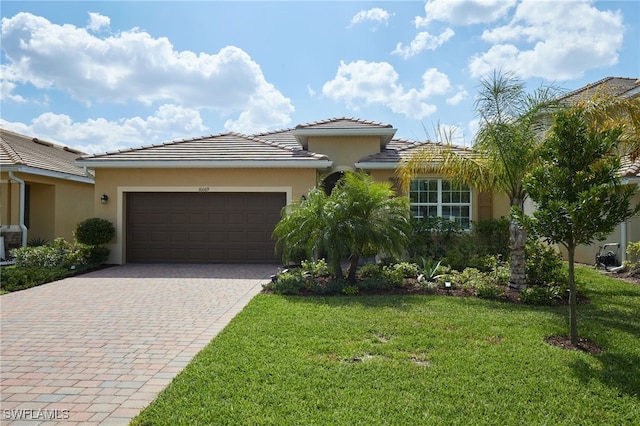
[
  {"left": 621, "top": 220, "right": 627, "bottom": 264},
  {"left": 8, "top": 171, "right": 28, "bottom": 247}
]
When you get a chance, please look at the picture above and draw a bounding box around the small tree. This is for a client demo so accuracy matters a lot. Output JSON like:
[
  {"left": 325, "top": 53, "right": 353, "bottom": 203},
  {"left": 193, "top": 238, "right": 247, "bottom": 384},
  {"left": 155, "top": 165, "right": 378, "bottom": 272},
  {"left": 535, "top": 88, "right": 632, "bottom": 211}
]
[
  {"left": 273, "top": 172, "right": 410, "bottom": 282},
  {"left": 521, "top": 107, "right": 638, "bottom": 345}
]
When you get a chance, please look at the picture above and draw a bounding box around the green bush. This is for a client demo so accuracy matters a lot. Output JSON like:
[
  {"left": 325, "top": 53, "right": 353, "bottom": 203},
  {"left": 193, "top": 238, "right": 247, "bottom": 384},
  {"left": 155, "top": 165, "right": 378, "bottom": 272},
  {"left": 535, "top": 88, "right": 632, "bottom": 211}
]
[
  {"left": 264, "top": 269, "right": 310, "bottom": 295},
  {"left": 474, "top": 282, "right": 505, "bottom": 300},
  {"left": 390, "top": 262, "right": 419, "bottom": 278},
  {"left": 10, "top": 238, "right": 92, "bottom": 268},
  {"left": 472, "top": 217, "right": 510, "bottom": 260},
  {"left": 0, "top": 265, "right": 77, "bottom": 292},
  {"left": 624, "top": 241, "right": 640, "bottom": 274},
  {"left": 27, "top": 237, "right": 48, "bottom": 247},
  {"left": 526, "top": 240, "right": 565, "bottom": 286},
  {"left": 518, "top": 285, "right": 562, "bottom": 305},
  {"left": 75, "top": 217, "right": 115, "bottom": 246},
  {"left": 356, "top": 264, "right": 404, "bottom": 290}
]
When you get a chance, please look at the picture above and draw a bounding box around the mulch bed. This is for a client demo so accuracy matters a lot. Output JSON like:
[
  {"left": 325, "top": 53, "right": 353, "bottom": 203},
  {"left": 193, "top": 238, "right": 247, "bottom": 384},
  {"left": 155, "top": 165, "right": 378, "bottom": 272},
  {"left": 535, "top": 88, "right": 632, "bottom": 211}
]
[{"left": 545, "top": 335, "right": 603, "bottom": 354}]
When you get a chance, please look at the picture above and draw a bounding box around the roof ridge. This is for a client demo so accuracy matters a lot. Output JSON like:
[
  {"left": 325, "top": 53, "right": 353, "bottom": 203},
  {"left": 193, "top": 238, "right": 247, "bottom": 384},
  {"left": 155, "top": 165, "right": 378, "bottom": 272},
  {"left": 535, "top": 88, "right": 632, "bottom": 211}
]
[{"left": 294, "top": 116, "right": 393, "bottom": 129}]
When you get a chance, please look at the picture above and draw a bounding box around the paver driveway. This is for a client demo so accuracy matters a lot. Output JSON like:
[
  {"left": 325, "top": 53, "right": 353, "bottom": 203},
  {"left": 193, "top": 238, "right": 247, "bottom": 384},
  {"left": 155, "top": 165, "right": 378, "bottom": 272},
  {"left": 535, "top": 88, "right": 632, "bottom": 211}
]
[{"left": 0, "top": 264, "right": 275, "bottom": 425}]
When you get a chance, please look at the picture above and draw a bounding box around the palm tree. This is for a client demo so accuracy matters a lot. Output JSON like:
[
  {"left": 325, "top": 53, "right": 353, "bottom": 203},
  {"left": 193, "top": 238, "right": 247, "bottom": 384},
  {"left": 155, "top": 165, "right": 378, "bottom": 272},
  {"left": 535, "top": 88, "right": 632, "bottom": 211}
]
[
  {"left": 330, "top": 172, "right": 410, "bottom": 283},
  {"left": 398, "top": 71, "right": 560, "bottom": 289},
  {"left": 273, "top": 172, "right": 410, "bottom": 283}
]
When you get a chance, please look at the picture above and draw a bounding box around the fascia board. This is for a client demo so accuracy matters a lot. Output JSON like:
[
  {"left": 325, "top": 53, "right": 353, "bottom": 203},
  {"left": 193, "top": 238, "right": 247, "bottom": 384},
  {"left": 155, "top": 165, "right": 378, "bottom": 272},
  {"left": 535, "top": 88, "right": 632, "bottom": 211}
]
[
  {"left": 1, "top": 165, "right": 94, "bottom": 184},
  {"left": 75, "top": 159, "right": 334, "bottom": 169},
  {"left": 292, "top": 128, "right": 397, "bottom": 149}
]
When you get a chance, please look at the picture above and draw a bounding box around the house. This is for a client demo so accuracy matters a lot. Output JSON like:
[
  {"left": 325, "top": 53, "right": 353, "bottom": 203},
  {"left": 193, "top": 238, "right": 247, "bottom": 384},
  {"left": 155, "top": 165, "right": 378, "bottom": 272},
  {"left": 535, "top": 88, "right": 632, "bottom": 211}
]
[
  {"left": 76, "top": 117, "right": 507, "bottom": 265},
  {"left": 554, "top": 77, "right": 640, "bottom": 265},
  {"left": 0, "top": 129, "right": 95, "bottom": 256}
]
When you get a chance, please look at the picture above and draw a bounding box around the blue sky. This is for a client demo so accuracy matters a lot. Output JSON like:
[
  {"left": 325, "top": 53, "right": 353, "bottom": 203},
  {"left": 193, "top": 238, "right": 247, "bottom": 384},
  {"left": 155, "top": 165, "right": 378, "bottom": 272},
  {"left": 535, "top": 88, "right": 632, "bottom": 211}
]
[{"left": 1, "top": 1, "right": 638, "bottom": 154}]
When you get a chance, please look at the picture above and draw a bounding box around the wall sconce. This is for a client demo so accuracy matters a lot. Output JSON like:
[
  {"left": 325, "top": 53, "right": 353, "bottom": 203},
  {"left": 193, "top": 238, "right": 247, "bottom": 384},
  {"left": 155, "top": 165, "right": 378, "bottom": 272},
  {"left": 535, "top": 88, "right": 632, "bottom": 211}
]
[{"left": 100, "top": 194, "right": 109, "bottom": 204}]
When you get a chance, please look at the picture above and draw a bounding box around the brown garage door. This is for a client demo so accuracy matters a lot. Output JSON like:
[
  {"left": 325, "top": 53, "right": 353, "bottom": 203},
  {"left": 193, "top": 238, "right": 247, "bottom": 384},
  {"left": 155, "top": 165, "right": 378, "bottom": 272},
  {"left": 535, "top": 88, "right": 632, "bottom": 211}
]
[{"left": 126, "top": 192, "right": 285, "bottom": 263}]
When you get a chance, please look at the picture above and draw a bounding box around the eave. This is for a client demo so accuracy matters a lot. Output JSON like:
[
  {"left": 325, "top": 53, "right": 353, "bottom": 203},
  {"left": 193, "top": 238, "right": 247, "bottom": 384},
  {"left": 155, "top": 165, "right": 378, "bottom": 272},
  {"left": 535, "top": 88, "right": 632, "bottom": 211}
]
[
  {"left": 1, "top": 164, "right": 94, "bottom": 184},
  {"left": 291, "top": 128, "right": 397, "bottom": 150},
  {"left": 75, "top": 159, "right": 334, "bottom": 169}
]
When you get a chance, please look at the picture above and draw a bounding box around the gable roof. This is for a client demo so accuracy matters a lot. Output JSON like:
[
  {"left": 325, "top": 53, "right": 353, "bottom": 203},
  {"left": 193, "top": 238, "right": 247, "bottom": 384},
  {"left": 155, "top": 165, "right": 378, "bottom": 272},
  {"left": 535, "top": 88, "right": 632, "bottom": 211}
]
[
  {"left": 77, "top": 132, "right": 332, "bottom": 169},
  {"left": 290, "top": 117, "right": 397, "bottom": 150},
  {"left": 0, "top": 128, "right": 94, "bottom": 183}
]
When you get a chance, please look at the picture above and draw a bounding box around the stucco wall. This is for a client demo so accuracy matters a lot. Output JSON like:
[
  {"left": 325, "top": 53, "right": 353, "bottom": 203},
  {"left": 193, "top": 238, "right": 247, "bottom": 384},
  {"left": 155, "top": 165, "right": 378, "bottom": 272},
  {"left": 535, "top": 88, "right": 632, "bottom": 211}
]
[
  {"left": 309, "top": 136, "right": 380, "bottom": 172},
  {"left": 0, "top": 172, "right": 94, "bottom": 245},
  {"left": 93, "top": 167, "right": 319, "bottom": 264}
]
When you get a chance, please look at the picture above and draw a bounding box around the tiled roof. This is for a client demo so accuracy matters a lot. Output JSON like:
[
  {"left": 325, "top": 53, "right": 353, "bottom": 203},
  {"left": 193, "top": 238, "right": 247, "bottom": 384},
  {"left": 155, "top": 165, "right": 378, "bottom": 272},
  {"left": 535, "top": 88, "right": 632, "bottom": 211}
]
[
  {"left": 294, "top": 117, "right": 393, "bottom": 130},
  {"left": 620, "top": 156, "right": 640, "bottom": 178},
  {"left": 559, "top": 77, "right": 640, "bottom": 104},
  {"left": 80, "top": 132, "right": 328, "bottom": 163},
  {"left": 357, "top": 138, "right": 477, "bottom": 165},
  {"left": 0, "top": 128, "right": 90, "bottom": 178}
]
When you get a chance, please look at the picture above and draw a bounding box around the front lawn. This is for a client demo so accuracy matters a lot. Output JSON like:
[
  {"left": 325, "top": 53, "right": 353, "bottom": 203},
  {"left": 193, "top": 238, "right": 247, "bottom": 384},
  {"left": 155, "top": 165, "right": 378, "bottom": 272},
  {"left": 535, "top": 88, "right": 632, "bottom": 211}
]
[{"left": 131, "top": 266, "right": 639, "bottom": 425}]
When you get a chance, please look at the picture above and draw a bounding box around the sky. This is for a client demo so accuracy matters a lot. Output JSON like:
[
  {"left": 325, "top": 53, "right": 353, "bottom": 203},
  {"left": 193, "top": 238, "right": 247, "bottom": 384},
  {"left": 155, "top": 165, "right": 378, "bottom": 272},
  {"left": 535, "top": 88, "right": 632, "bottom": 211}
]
[{"left": 1, "top": 0, "right": 639, "bottom": 155}]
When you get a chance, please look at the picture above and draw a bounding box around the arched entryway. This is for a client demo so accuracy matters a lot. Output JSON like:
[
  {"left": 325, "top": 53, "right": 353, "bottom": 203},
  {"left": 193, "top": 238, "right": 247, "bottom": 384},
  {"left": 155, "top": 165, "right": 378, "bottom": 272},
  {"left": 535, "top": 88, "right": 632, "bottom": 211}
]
[{"left": 321, "top": 171, "right": 345, "bottom": 194}]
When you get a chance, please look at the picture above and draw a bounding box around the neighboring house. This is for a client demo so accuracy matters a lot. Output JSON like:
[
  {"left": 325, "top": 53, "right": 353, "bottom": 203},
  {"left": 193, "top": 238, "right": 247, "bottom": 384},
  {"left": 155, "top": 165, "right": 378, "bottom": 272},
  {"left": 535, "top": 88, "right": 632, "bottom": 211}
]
[
  {"left": 554, "top": 77, "right": 640, "bottom": 265},
  {"left": 0, "top": 129, "right": 95, "bottom": 257},
  {"left": 76, "top": 117, "right": 507, "bottom": 265}
]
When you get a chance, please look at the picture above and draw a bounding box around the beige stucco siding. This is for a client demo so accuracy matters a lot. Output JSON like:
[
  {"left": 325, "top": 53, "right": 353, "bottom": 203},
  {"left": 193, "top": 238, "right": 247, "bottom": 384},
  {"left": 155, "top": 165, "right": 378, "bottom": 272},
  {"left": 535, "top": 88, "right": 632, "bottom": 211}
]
[
  {"left": 94, "top": 167, "right": 318, "bottom": 264},
  {"left": 309, "top": 136, "right": 380, "bottom": 172},
  {"left": 0, "top": 172, "right": 94, "bottom": 244}
]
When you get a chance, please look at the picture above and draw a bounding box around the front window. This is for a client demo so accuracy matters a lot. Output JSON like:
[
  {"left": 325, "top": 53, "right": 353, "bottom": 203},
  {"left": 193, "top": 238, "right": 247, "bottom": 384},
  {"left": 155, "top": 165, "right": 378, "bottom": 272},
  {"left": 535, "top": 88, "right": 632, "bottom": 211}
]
[{"left": 409, "top": 179, "right": 471, "bottom": 229}]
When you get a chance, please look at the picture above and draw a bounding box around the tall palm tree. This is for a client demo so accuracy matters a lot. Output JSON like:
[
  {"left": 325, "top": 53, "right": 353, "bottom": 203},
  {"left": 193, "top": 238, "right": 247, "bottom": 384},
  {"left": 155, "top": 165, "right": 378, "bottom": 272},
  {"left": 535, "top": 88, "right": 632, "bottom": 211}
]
[{"left": 399, "top": 71, "right": 560, "bottom": 289}]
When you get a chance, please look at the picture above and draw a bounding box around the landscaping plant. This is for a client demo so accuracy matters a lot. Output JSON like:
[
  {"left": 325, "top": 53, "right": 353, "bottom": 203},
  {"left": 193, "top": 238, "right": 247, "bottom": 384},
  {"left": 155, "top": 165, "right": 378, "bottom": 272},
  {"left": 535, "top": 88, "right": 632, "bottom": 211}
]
[{"left": 520, "top": 106, "right": 639, "bottom": 344}]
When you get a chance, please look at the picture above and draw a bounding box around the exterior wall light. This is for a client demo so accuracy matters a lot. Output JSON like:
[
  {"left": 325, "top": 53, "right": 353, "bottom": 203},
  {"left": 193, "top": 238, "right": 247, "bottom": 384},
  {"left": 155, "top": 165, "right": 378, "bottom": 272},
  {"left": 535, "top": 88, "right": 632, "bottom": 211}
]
[{"left": 100, "top": 194, "right": 109, "bottom": 204}]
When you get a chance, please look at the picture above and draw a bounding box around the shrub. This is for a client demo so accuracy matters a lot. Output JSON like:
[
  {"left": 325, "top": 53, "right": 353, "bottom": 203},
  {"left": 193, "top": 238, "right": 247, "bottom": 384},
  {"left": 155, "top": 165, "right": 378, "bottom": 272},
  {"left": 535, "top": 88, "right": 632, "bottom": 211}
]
[
  {"left": 75, "top": 218, "right": 115, "bottom": 246},
  {"left": 27, "top": 237, "right": 48, "bottom": 247},
  {"left": 472, "top": 217, "right": 510, "bottom": 259},
  {"left": 526, "top": 240, "right": 565, "bottom": 286},
  {"left": 265, "top": 269, "right": 310, "bottom": 295},
  {"left": 356, "top": 264, "right": 404, "bottom": 290},
  {"left": 390, "top": 262, "right": 419, "bottom": 278},
  {"left": 301, "top": 259, "right": 331, "bottom": 277},
  {"left": 519, "top": 285, "right": 562, "bottom": 305},
  {"left": 10, "top": 238, "right": 91, "bottom": 268},
  {"left": 0, "top": 265, "right": 76, "bottom": 292},
  {"left": 624, "top": 241, "right": 640, "bottom": 274},
  {"left": 474, "top": 282, "right": 505, "bottom": 300},
  {"left": 409, "top": 217, "right": 464, "bottom": 260},
  {"left": 342, "top": 285, "right": 359, "bottom": 295}
]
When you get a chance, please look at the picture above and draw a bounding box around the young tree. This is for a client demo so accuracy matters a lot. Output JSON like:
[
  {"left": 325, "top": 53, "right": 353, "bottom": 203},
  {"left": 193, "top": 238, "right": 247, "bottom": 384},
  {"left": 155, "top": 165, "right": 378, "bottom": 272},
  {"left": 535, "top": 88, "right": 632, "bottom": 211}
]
[
  {"left": 399, "top": 71, "right": 560, "bottom": 289},
  {"left": 521, "top": 107, "right": 638, "bottom": 345},
  {"left": 273, "top": 172, "right": 410, "bottom": 282}
]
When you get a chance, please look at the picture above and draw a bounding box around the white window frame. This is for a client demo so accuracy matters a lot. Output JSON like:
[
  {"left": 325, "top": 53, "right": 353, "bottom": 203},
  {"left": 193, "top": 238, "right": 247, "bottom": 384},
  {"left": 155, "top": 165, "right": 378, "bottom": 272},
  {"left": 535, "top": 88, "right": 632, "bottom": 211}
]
[{"left": 409, "top": 178, "right": 473, "bottom": 229}]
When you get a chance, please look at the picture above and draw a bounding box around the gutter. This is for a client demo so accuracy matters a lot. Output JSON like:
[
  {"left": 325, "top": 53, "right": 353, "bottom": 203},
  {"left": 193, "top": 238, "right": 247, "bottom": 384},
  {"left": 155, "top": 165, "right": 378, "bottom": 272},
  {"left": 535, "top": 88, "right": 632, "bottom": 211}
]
[{"left": 8, "top": 171, "right": 28, "bottom": 248}]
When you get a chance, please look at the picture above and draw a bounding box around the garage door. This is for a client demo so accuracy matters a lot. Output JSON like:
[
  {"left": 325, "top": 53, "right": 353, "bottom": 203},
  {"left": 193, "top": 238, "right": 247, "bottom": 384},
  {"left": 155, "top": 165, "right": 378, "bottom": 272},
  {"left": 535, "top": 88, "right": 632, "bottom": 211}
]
[{"left": 126, "top": 192, "right": 286, "bottom": 263}]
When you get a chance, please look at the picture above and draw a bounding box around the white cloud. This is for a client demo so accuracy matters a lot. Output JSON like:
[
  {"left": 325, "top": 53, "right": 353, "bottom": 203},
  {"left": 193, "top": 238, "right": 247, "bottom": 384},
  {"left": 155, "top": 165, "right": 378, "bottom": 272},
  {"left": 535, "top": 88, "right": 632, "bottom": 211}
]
[
  {"left": 0, "top": 104, "right": 207, "bottom": 154},
  {"left": 350, "top": 8, "right": 392, "bottom": 26},
  {"left": 446, "top": 87, "right": 469, "bottom": 105},
  {"left": 0, "top": 12, "right": 294, "bottom": 132},
  {"left": 322, "top": 61, "right": 451, "bottom": 120},
  {"left": 392, "top": 28, "right": 455, "bottom": 58},
  {"left": 87, "top": 12, "right": 110, "bottom": 33},
  {"left": 469, "top": 0, "right": 624, "bottom": 80},
  {"left": 415, "top": 0, "right": 516, "bottom": 27},
  {"left": 0, "top": 81, "right": 26, "bottom": 102}
]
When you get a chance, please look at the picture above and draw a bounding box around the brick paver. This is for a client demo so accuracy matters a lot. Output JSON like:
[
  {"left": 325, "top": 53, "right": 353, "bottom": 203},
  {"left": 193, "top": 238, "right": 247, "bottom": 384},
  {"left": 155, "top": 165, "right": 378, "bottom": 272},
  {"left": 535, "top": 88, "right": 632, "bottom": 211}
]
[{"left": 1, "top": 264, "right": 274, "bottom": 425}]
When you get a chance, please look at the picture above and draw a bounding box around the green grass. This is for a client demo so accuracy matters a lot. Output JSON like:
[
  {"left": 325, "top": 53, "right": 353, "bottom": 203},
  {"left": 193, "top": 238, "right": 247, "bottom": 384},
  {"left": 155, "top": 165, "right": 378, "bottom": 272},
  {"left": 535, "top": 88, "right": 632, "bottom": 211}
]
[{"left": 132, "top": 266, "right": 640, "bottom": 425}]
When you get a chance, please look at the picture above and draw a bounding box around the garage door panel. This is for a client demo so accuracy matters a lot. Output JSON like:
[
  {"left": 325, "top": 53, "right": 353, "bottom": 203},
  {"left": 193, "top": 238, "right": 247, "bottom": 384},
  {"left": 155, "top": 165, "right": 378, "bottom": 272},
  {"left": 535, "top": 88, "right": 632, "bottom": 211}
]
[{"left": 126, "top": 192, "right": 285, "bottom": 263}]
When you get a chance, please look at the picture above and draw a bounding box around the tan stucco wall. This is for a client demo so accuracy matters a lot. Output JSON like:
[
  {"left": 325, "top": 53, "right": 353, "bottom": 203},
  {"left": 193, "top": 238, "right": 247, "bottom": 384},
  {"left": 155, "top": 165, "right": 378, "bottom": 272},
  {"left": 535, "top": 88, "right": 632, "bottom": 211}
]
[
  {"left": 309, "top": 136, "right": 380, "bottom": 172},
  {"left": 93, "top": 167, "right": 319, "bottom": 264},
  {"left": 0, "top": 172, "right": 94, "bottom": 244}
]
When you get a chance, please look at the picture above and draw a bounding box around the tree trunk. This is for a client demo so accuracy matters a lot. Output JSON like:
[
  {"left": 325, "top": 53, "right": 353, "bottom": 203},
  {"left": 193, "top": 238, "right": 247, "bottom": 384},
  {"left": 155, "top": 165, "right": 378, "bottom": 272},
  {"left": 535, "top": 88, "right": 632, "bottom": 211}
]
[
  {"left": 347, "top": 255, "right": 360, "bottom": 284},
  {"left": 567, "top": 246, "right": 579, "bottom": 345},
  {"left": 330, "top": 254, "right": 343, "bottom": 280},
  {"left": 509, "top": 218, "right": 527, "bottom": 290}
]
